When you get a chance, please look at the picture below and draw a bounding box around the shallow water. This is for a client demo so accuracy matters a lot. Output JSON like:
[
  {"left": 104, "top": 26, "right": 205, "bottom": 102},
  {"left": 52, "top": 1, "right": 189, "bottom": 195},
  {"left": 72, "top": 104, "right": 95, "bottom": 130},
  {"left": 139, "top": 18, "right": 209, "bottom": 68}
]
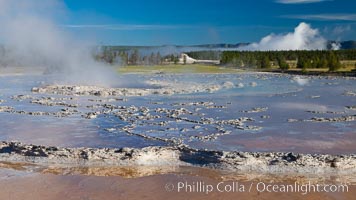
[
  {"left": 0, "top": 163, "right": 355, "bottom": 200},
  {"left": 0, "top": 73, "right": 355, "bottom": 154}
]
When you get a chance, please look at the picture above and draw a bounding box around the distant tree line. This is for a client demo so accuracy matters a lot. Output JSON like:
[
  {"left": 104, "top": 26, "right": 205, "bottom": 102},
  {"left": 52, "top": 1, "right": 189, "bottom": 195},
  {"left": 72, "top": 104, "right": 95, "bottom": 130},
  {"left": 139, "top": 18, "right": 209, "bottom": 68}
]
[
  {"left": 93, "top": 46, "right": 356, "bottom": 72},
  {"left": 95, "top": 47, "right": 179, "bottom": 65},
  {"left": 186, "top": 51, "right": 221, "bottom": 60},
  {"left": 220, "top": 50, "right": 356, "bottom": 71}
]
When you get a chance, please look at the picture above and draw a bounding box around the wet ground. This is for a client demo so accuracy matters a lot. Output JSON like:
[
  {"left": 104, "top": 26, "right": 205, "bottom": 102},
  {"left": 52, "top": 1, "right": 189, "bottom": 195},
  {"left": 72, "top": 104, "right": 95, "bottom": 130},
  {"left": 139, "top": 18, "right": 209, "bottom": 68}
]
[
  {"left": 0, "top": 162, "right": 355, "bottom": 200},
  {"left": 0, "top": 73, "right": 355, "bottom": 154}
]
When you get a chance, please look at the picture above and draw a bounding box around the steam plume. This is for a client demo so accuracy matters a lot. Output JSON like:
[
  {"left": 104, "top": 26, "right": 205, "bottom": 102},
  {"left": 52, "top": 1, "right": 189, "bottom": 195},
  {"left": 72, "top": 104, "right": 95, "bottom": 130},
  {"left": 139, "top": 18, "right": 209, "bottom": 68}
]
[
  {"left": 242, "top": 22, "right": 328, "bottom": 51},
  {"left": 0, "top": 0, "right": 117, "bottom": 86}
]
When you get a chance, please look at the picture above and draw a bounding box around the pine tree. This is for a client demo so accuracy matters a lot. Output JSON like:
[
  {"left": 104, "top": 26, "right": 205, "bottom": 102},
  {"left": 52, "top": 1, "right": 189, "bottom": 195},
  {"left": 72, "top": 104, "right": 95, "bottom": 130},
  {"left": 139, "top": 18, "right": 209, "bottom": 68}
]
[
  {"left": 327, "top": 51, "right": 341, "bottom": 72},
  {"left": 183, "top": 54, "right": 187, "bottom": 65},
  {"left": 155, "top": 52, "right": 161, "bottom": 65},
  {"left": 277, "top": 57, "right": 289, "bottom": 70},
  {"left": 129, "top": 49, "right": 140, "bottom": 65},
  {"left": 260, "top": 56, "right": 271, "bottom": 69}
]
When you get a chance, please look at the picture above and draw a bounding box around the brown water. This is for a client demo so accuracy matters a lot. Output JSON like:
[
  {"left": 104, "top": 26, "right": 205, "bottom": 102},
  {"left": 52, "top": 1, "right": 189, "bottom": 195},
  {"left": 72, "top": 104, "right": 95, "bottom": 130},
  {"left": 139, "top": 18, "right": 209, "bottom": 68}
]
[{"left": 0, "top": 163, "right": 355, "bottom": 200}]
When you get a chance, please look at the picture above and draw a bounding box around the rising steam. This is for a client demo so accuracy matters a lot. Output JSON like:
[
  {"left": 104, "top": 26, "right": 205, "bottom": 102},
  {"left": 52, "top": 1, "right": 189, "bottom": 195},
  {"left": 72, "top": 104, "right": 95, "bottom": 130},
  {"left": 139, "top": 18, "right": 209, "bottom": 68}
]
[
  {"left": 0, "top": 0, "right": 117, "bottom": 86},
  {"left": 241, "top": 22, "right": 331, "bottom": 51}
]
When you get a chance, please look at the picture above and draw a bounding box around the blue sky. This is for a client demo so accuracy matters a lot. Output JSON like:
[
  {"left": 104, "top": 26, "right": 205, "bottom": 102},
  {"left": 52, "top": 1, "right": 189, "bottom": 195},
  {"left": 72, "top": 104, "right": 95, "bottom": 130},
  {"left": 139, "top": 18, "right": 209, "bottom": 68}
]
[{"left": 61, "top": 0, "right": 356, "bottom": 45}]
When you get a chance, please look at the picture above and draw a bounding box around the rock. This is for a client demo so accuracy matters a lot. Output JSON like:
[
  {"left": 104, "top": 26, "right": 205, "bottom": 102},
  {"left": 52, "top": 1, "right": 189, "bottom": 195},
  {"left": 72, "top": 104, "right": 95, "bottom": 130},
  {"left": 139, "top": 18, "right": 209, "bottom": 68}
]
[
  {"left": 222, "top": 81, "right": 234, "bottom": 89},
  {"left": 241, "top": 107, "right": 268, "bottom": 113},
  {"left": 307, "top": 115, "right": 356, "bottom": 122},
  {"left": 309, "top": 95, "right": 320, "bottom": 99},
  {"left": 330, "top": 158, "right": 341, "bottom": 168},
  {"left": 30, "top": 82, "right": 234, "bottom": 98},
  {"left": 84, "top": 112, "right": 97, "bottom": 119},
  {"left": 249, "top": 82, "right": 257, "bottom": 87},
  {"left": 287, "top": 119, "right": 299, "bottom": 122},
  {"left": 158, "top": 121, "right": 168, "bottom": 126},
  {"left": 244, "top": 125, "right": 262, "bottom": 131},
  {"left": 192, "top": 125, "right": 201, "bottom": 129},
  {"left": 104, "top": 128, "right": 116, "bottom": 132},
  {"left": 346, "top": 106, "right": 356, "bottom": 110},
  {"left": 269, "top": 159, "right": 280, "bottom": 165},
  {"left": 180, "top": 128, "right": 189, "bottom": 132},
  {"left": 31, "top": 87, "right": 40, "bottom": 92},
  {"left": 283, "top": 153, "right": 298, "bottom": 162},
  {"left": 344, "top": 91, "right": 356, "bottom": 96},
  {"left": 11, "top": 94, "right": 33, "bottom": 101},
  {"left": 0, "top": 141, "right": 355, "bottom": 173},
  {"left": 236, "top": 83, "right": 244, "bottom": 88},
  {"left": 0, "top": 106, "right": 14, "bottom": 112},
  {"left": 98, "top": 91, "right": 109, "bottom": 97}
]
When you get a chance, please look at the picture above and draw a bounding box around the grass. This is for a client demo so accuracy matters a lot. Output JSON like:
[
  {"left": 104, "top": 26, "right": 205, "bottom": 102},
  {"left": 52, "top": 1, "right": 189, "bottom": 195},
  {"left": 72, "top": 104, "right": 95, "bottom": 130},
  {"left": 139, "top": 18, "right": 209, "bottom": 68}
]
[
  {"left": 340, "top": 60, "right": 356, "bottom": 71},
  {"left": 116, "top": 60, "right": 356, "bottom": 74},
  {"left": 274, "top": 60, "right": 356, "bottom": 73},
  {"left": 117, "top": 64, "right": 242, "bottom": 74},
  {"left": 285, "top": 66, "right": 355, "bottom": 73}
]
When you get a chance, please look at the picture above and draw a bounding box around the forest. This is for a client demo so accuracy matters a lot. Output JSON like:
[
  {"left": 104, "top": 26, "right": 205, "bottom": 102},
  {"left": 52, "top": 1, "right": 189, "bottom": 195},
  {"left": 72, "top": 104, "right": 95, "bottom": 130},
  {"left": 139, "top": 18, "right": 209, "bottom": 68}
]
[
  {"left": 190, "top": 50, "right": 356, "bottom": 72},
  {"left": 95, "top": 47, "right": 356, "bottom": 72}
]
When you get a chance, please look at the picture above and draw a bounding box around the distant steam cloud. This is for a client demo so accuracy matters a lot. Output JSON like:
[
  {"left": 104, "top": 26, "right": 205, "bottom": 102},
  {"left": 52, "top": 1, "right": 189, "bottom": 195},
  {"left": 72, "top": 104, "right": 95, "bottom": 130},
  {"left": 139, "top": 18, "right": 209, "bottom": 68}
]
[
  {"left": 330, "top": 43, "right": 341, "bottom": 50},
  {"left": 0, "top": 0, "right": 117, "bottom": 86},
  {"left": 241, "top": 22, "right": 329, "bottom": 51}
]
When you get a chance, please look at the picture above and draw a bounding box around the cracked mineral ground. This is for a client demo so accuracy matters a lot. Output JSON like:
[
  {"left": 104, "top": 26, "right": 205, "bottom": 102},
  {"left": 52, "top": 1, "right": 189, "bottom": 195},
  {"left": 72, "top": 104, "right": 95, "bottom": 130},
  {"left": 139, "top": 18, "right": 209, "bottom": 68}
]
[{"left": 0, "top": 73, "right": 355, "bottom": 155}]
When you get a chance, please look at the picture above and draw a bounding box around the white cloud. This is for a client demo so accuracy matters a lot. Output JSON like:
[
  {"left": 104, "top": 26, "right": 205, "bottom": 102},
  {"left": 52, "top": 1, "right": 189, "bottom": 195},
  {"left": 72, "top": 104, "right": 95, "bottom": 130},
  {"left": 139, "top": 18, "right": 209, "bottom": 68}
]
[
  {"left": 61, "top": 24, "right": 188, "bottom": 30},
  {"left": 283, "top": 14, "right": 356, "bottom": 21},
  {"left": 276, "top": 0, "right": 332, "bottom": 4},
  {"left": 240, "top": 22, "right": 327, "bottom": 51}
]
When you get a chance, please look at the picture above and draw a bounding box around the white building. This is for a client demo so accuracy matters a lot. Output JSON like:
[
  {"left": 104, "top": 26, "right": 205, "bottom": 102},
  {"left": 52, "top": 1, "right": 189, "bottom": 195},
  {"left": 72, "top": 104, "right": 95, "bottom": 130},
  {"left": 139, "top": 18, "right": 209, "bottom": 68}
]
[{"left": 178, "top": 53, "right": 220, "bottom": 65}]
